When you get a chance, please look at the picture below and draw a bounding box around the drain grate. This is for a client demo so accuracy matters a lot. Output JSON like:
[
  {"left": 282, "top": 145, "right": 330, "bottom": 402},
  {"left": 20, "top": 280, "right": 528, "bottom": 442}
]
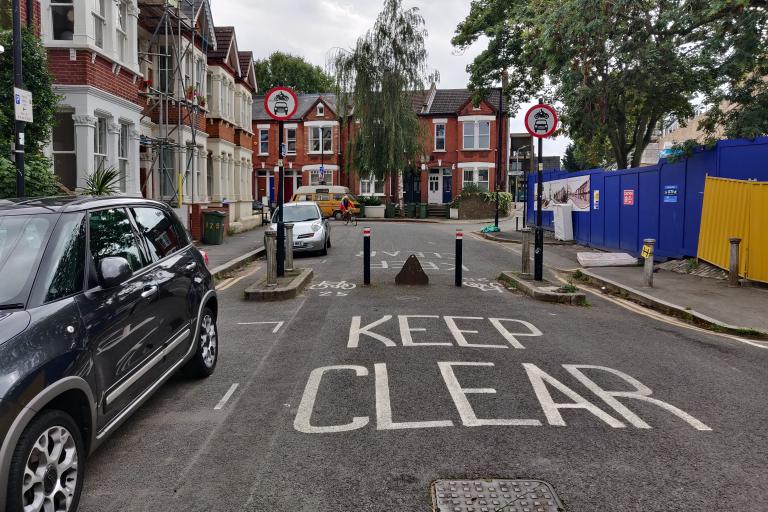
[{"left": 432, "top": 479, "right": 564, "bottom": 512}]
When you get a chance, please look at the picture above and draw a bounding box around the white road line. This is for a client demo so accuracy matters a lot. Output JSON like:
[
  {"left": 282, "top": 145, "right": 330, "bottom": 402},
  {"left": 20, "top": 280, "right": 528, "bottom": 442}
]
[
  {"left": 214, "top": 383, "right": 239, "bottom": 410},
  {"left": 237, "top": 321, "right": 284, "bottom": 333}
]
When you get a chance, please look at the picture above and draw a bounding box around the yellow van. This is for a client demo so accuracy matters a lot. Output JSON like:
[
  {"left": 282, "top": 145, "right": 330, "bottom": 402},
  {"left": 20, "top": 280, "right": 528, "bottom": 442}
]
[{"left": 291, "top": 185, "right": 360, "bottom": 220}]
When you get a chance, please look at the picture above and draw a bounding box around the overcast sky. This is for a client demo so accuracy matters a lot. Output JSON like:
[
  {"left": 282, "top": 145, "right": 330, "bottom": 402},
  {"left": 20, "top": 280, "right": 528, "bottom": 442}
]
[{"left": 212, "top": 0, "right": 569, "bottom": 157}]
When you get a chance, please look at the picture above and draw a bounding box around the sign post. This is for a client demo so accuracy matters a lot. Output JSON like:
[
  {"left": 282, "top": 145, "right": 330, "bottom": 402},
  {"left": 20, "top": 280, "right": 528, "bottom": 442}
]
[
  {"left": 264, "top": 86, "right": 298, "bottom": 277},
  {"left": 12, "top": 0, "right": 26, "bottom": 197},
  {"left": 524, "top": 100, "right": 558, "bottom": 282}
]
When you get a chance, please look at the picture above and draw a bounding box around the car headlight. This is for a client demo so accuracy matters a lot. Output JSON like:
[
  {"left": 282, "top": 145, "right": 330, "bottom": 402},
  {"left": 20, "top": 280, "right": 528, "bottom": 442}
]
[{"left": 311, "top": 222, "right": 321, "bottom": 232}]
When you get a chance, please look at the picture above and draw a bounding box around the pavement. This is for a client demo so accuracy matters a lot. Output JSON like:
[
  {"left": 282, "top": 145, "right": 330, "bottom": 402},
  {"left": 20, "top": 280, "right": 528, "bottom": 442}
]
[
  {"left": 76, "top": 218, "right": 768, "bottom": 511},
  {"left": 583, "top": 265, "right": 768, "bottom": 334},
  {"left": 198, "top": 225, "right": 266, "bottom": 269}
]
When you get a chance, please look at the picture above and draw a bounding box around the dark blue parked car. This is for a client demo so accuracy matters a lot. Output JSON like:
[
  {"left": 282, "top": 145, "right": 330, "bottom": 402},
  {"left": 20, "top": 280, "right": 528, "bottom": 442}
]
[{"left": 0, "top": 197, "right": 219, "bottom": 512}]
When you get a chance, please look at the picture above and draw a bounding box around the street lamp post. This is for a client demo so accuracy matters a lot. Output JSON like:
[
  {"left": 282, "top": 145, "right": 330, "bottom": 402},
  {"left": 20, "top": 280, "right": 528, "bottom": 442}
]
[{"left": 494, "top": 73, "right": 507, "bottom": 228}]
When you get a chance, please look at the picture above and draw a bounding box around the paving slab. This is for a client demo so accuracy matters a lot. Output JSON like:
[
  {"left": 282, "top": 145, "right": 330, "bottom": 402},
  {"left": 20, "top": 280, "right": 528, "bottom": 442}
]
[{"left": 584, "top": 266, "right": 768, "bottom": 334}]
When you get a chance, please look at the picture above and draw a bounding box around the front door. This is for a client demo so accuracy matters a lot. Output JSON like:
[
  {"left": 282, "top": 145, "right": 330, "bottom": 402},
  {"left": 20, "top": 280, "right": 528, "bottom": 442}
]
[
  {"left": 428, "top": 169, "right": 442, "bottom": 204},
  {"left": 442, "top": 169, "right": 453, "bottom": 204}
]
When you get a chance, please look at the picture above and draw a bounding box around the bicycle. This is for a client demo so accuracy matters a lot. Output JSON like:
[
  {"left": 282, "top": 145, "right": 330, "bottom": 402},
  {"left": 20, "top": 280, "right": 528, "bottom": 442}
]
[{"left": 342, "top": 210, "right": 358, "bottom": 226}]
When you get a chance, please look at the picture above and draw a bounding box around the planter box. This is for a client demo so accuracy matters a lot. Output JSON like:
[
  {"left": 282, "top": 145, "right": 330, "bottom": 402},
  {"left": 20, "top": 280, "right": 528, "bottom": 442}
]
[
  {"left": 366, "top": 205, "right": 385, "bottom": 218},
  {"left": 450, "top": 207, "right": 459, "bottom": 219}
]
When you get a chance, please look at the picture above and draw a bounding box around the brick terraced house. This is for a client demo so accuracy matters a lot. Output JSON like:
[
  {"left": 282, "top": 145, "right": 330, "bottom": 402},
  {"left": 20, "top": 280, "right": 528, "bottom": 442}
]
[
  {"left": 252, "top": 87, "right": 507, "bottom": 208},
  {"left": 252, "top": 94, "right": 342, "bottom": 204}
]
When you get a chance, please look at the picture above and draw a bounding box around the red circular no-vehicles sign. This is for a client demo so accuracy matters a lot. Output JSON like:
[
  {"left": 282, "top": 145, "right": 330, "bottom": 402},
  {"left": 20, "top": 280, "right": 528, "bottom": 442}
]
[
  {"left": 264, "top": 86, "right": 298, "bottom": 121},
  {"left": 524, "top": 103, "right": 558, "bottom": 139}
]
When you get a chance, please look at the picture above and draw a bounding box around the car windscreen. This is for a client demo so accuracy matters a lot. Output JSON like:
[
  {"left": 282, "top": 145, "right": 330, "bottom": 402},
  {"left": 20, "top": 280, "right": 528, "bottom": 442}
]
[
  {"left": 0, "top": 214, "right": 56, "bottom": 308},
  {"left": 272, "top": 205, "right": 321, "bottom": 223}
]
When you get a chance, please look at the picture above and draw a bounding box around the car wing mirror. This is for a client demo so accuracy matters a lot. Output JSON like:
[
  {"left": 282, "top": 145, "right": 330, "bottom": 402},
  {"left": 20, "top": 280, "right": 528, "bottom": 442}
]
[{"left": 98, "top": 257, "right": 133, "bottom": 289}]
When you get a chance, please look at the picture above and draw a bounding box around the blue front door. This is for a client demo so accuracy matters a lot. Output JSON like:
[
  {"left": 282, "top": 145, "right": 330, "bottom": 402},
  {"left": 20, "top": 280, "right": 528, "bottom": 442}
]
[{"left": 443, "top": 170, "right": 452, "bottom": 203}]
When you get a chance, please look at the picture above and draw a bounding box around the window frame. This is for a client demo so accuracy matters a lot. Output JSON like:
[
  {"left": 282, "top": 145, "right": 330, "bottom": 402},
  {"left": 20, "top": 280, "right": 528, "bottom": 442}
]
[
  {"left": 92, "top": 0, "right": 106, "bottom": 49},
  {"left": 52, "top": 111, "right": 77, "bottom": 190},
  {"left": 462, "top": 121, "right": 491, "bottom": 150},
  {"left": 317, "top": 104, "right": 325, "bottom": 117},
  {"left": 360, "top": 175, "right": 385, "bottom": 196},
  {"left": 308, "top": 126, "right": 332, "bottom": 154},
  {"left": 434, "top": 123, "right": 446, "bottom": 152},
  {"left": 50, "top": 0, "right": 75, "bottom": 41},
  {"left": 93, "top": 116, "right": 108, "bottom": 171},
  {"left": 285, "top": 127, "right": 296, "bottom": 155},
  {"left": 259, "top": 128, "right": 269, "bottom": 155},
  {"left": 116, "top": 0, "right": 127, "bottom": 62},
  {"left": 118, "top": 122, "right": 129, "bottom": 192},
  {"left": 462, "top": 167, "right": 490, "bottom": 191}
]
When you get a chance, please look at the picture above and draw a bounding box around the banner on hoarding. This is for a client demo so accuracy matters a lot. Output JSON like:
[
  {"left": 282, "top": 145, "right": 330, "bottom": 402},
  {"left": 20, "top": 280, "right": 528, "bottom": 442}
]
[{"left": 535, "top": 175, "right": 591, "bottom": 212}]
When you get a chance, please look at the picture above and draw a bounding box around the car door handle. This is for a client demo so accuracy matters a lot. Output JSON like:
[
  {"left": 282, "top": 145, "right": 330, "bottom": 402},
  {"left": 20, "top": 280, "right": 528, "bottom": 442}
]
[
  {"left": 184, "top": 262, "right": 197, "bottom": 271},
  {"left": 141, "top": 285, "right": 158, "bottom": 299}
]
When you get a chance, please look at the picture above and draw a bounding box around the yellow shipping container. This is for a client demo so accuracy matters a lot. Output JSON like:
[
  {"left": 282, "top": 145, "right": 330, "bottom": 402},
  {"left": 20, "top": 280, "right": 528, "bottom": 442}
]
[{"left": 698, "top": 177, "right": 768, "bottom": 283}]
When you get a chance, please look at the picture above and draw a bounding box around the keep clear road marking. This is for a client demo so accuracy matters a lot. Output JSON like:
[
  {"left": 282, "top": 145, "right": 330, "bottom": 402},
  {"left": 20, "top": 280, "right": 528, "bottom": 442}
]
[
  {"left": 237, "top": 321, "right": 284, "bottom": 333},
  {"left": 214, "top": 383, "right": 239, "bottom": 410}
]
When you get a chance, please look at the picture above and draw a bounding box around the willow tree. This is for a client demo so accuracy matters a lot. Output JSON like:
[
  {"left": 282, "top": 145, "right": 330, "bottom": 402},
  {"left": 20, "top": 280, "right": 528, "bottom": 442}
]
[{"left": 332, "top": 0, "right": 437, "bottom": 206}]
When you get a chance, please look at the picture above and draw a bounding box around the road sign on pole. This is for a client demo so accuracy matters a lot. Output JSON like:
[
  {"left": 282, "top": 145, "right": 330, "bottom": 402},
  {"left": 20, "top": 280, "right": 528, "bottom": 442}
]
[
  {"left": 524, "top": 103, "right": 558, "bottom": 139},
  {"left": 264, "top": 86, "right": 298, "bottom": 122},
  {"left": 524, "top": 101, "right": 558, "bottom": 281},
  {"left": 264, "top": 86, "right": 298, "bottom": 277}
]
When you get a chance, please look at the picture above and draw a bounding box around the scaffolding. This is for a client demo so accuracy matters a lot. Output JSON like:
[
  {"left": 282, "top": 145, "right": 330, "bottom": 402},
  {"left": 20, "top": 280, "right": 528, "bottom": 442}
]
[{"left": 137, "top": 0, "right": 212, "bottom": 207}]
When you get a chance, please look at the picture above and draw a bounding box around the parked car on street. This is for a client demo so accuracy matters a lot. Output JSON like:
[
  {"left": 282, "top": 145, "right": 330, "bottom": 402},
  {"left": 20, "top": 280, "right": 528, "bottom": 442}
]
[
  {"left": 269, "top": 202, "right": 331, "bottom": 255},
  {"left": 0, "top": 196, "right": 218, "bottom": 512}
]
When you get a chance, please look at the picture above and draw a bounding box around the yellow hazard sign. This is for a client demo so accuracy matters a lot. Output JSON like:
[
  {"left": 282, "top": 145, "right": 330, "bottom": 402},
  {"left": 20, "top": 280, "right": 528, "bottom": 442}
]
[{"left": 641, "top": 244, "right": 652, "bottom": 259}]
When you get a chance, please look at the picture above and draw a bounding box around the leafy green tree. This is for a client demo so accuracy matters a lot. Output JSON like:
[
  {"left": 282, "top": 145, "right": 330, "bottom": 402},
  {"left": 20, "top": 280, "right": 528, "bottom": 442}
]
[
  {"left": 0, "top": 155, "right": 60, "bottom": 198},
  {"left": 454, "top": 0, "right": 766, "bottom": 169},
  {"left": 0, "top": 0, "right": 10, "bottom": 31},
  {"left": 254, "top": 52, "right": 334, "bottom": 93},
  {"left": 332, "top": 0, "right": 437, "bottom": 207},
  {"left": 0, "top": 29, "right": 60, "bottom": 156},
  {"left": 0, "top": 28, "right": 61, "bottom": 197},
  {"left": 561, "top": 144, "right": 579, "bottom": 172}
]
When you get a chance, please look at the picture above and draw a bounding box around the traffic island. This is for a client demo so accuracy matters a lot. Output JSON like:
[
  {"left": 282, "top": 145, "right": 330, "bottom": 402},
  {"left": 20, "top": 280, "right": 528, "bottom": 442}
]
[
  {"left": 244, "top": 268, "right": 313, "bottom": 301},
  {"left": 499, "top": 271, "right": 587, "bottom": 305}
]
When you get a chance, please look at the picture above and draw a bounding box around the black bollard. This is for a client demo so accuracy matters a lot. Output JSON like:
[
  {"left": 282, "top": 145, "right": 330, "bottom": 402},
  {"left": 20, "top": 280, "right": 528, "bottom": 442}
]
[
  {"left": 455, "top": 229, "right": 463, "bottom": 287},
  {"left": 363, "top": 227, "right": 371, "bottom": 285}
]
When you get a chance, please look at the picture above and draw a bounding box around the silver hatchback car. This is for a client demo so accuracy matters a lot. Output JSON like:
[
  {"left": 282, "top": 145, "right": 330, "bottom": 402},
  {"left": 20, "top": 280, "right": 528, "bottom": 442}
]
[{"left": 269, "top": 202, "right": 331, "bottom": 255}]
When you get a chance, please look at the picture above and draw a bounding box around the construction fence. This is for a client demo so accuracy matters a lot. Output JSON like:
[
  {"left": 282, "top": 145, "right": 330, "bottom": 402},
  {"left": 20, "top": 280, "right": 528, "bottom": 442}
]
[{"left": 698, "top": 177, "right": 768, "bottom": 283}]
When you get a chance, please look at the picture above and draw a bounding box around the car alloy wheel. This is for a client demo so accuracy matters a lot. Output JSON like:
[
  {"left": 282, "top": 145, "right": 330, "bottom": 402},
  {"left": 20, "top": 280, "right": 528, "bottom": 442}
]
[
  {"left": 22, "top": 425, "right": 78, "bottom": 512},
  {"left": 200, "top": 313, "right": 217, "bottom": 369}
]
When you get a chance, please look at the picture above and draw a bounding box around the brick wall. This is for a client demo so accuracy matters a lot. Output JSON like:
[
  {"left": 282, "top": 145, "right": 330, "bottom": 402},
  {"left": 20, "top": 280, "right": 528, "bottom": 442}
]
[
  {"left": 48, "top": 49, "right": 140, "bottom": 103},
  {"left": 207, "top": 119, "right": 236, "bottom": 143},
  {"left": 19, "top": 0, "right": 41, "bottom": 34}
]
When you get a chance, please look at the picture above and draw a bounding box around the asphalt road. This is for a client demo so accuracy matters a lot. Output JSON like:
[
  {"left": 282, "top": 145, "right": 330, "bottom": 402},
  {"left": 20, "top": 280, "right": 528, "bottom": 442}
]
[{"left": 78, "top": 221, "right": 768, "bottom": 511}]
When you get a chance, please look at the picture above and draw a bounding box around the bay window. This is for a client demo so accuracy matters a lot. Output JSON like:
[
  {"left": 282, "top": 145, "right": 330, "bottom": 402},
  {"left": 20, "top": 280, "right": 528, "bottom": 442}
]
[
  {"left": 93, "top": 117, "right": 107, "bottom": 171},
  {"left": 117, "top": 0, "right": 127, "bottom": 62},
  {"left": 118, "top": 123, "right": 129, "bottom": 192},
  {"left": 93, "top": 0, "right": 106, "bottom": 48},
  {"left": 51, "top": 0, "right": 74, "bottom": 40},
  {"left": 52, "top": 112, "right": 76, "bottom": 190}
]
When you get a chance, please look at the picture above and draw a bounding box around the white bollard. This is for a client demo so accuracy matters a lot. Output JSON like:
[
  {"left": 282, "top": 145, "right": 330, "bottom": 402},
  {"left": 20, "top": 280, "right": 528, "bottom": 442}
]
[
  {"left": 265, "top": 230, "right": 277, "bottom": 287},
  {"left": 285, "top": 223, "right": 294, "bottom": 273}
]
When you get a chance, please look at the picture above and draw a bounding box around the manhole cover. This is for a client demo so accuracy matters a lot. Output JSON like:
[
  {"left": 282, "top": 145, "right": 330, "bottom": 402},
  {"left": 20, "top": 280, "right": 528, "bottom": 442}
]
[{"left": 432, "top": 479, "right": 564, "bottom": 512}]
